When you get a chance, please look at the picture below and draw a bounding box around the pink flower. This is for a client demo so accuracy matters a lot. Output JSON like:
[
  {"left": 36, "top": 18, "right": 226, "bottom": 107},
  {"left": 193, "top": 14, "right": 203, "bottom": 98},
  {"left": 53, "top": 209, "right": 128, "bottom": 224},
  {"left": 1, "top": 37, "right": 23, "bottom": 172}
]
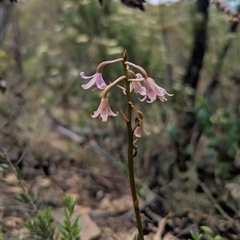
[
  {"left": 80, "top": 72, "right": 107, "bottom": 90},
  {"left": 140, "top": 77, "right": 173, "bottom": 103},
  {"left": 130, "top": 73, "right": 146, "bottom": 96},
  {"left": 91, "top": 98, "right": 118, "bottom": 122},
  {"left": 133, "top": 118, "right": 150, "bottom": 138}
]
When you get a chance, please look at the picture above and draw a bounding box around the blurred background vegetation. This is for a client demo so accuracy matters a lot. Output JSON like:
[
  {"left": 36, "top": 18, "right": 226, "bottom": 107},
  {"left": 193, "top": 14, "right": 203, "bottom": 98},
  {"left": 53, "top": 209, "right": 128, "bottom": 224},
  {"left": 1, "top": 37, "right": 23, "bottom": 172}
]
[{"left": 1, "top": 0, "right": 240, "bottom": 239}]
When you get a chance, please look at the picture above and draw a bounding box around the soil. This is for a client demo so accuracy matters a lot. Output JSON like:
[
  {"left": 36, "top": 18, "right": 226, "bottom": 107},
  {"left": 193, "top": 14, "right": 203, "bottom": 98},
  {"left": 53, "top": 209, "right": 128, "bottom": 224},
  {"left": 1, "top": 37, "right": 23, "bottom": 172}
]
[{"left": 1, "top": 112, "right": 240, "bottom": 240}]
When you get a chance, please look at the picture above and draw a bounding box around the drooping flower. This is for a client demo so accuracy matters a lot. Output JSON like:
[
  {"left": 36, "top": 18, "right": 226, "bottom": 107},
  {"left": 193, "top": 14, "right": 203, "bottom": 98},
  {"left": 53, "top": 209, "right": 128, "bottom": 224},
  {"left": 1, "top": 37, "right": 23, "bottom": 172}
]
[
  {"left": 125, "top": 61, "right": 173, "bottom": 102},
  {"left": 140, "top": 77, "right": 173, "bottom": 103},
  {"left": 80, "top": 72, "right": 107, "bottom": 90},
  {"left": 80, "top": 58, "right": 123, "bottom": 90},
  {"left": 130, "top": 73, "right": 146, "bottom": 96},
  {"left": 129, "top": 104, "right": 150, "bottom": 138},
  {"left": 91, "top": 98, "right": 118, "bottom": 122},
  {"left": 133, "top": 117, "right": 150, "bottom": 138}
]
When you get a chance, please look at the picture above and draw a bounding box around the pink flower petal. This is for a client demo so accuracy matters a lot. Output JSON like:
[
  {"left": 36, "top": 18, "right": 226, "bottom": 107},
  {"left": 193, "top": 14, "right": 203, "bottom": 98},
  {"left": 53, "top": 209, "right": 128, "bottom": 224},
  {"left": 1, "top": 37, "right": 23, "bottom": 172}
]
[
  {"left": 141, "top": 77, "right": 173, "bottom": 103},
  {"left": 80, "top": 71, "right": 95, "bottom": 79},
  {"left": 80, "top": 72, "right": 107, "bottom": 90},
  {"left": 95, "top": 74, "right": 107, "bottom": 90},
  {"left": 139, "top": 95, "right": 147, "bottom": 102},
  {"left": 133, "top": 124, "right": 150, "bottom": 138},
  {"left": 82, "top": 77, "right": 97, "bottom": 89},
  {"left": 134, "top": 126, "right": 142, "bottom": 138},
  {"left": 132, "top": 82, "right": 146, "bottom": 96},
  {"left": 91, "top": 98, "right": 118, "bottom": 122}
]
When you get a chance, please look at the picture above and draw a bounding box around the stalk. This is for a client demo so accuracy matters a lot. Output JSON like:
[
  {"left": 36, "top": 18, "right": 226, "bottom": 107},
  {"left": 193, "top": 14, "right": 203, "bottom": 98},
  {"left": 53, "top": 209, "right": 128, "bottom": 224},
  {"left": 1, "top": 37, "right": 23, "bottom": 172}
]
[{"left": 122, "top": 50, "right": 144, "bottom": 240}]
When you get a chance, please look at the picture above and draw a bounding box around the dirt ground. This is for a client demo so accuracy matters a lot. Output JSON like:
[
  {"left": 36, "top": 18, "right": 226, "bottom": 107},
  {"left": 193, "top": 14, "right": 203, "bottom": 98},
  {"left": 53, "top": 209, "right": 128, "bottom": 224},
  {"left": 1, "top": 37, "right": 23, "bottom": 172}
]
[{"left": 1, "top": 111, "right": 240, "bottom": 240}]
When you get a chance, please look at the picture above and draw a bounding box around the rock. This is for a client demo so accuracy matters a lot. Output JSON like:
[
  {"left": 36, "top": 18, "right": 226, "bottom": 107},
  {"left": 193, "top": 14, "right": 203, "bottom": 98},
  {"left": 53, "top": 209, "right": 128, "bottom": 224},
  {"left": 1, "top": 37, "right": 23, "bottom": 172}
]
[
  {"left": 35, "top": 176, "right": 52, "bottom": 188},
  {"left": 163, "top": 233, "right": 180, "bottom": 240},
  {"left": 4, "top": 173, "right": 18, "bottom": 184},
  {"left": 4, "top": 216, "right": 23, "bottom": 227},
  {"left": 226, "top": 183, "right": 240, "bottom": 199}
]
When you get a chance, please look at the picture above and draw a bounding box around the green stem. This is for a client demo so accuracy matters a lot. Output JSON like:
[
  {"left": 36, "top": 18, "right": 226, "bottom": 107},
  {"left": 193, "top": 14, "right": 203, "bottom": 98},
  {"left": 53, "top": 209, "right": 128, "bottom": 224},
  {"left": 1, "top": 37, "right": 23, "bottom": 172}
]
[
  {"left": 122, "top": 51, "right": 144, "bottom": 240},
  {"left": 1, "top": 148, "right": 38, "bottom": 213}
]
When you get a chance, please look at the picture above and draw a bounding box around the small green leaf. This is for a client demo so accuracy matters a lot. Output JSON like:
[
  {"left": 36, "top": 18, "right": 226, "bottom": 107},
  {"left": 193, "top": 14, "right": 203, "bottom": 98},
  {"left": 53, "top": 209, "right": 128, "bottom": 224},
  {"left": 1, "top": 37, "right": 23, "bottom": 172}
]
[
  {"left": 55, "top": 221, "right": 69, "bottom": 237},
  {"left": 214, "top": 235, "right": 223, "bottom": 240},
  {"left": 36, "top": 201, "right": 42, "bottom": 210},
  {"left": 14, "top": 196, "right": 23, "bottom": 203},
  {"left": 69, "top": 202, "right": 75, "bottom": 216},
  {"left": 0, "top": 154, "right": 7, "bottom": 162},
  {"left": 7, "top": 138, "right": 19, "bottom": 153},
  {"left": 14, "top": 152, "right": 26, "bottom": 167},
  {"left": 200, "top": 226, "right": 214, "bottom": 236},
  {"left": 73, "top": 215, "right": 80, "bottom": 226},
  {"left": 14, "top": 194, "right": 30, "bottom": 204},
  {"left": 190, "top": 231, "right": 202, "bottom": 240},
  {"left": 16, "top": 166, "right": 22, "bottom": 180},
  {"left": 20, "top": 193, "right": 31, "bottom": 203},
  {"left": 63, "top": 206, "right": 70, "bottom": 219},
  {"left": 64, "top": 219, "right": 71, "bottom": 231},
  {"left": 32, "top": 192, "right": 38, "bottom": 204},
  {"left": 0, "top": 164, "right": 10, "bottom": 171}
]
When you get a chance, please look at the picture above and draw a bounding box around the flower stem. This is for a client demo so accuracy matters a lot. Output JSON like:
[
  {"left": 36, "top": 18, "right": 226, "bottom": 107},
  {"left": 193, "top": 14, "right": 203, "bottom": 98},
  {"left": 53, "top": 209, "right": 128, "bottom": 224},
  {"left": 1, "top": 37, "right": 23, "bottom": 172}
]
[
  {"left": 102, "top": 76, "right": 126, "bottom": 98},
  {"left": 97, "top": 58, "right": 123, "bottom": 72},
  {"left": 122, "top": 50, "right": 144, "bottom": 240}
]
